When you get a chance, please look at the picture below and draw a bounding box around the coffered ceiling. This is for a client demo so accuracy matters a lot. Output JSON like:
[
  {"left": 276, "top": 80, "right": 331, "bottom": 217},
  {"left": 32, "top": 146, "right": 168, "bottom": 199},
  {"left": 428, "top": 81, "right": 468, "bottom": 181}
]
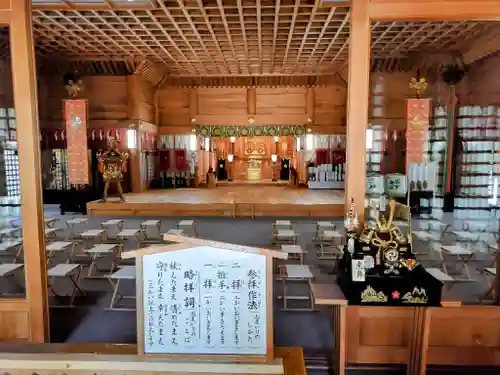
[{"left": 0, "top": 1, "right": 495, "bottom": 80}]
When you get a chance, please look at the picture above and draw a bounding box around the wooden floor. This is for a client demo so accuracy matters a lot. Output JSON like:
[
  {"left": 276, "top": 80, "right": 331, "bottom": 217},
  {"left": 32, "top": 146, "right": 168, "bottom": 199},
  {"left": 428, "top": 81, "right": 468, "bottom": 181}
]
[{"left": 87, "top": 185, "right": 344, "bottom": 217}]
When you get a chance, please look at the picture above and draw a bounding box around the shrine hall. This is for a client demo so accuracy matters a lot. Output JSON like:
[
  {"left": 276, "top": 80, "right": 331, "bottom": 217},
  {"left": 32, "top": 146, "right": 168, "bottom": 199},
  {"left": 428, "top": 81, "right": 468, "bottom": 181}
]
[{"left": 0, "top": 1, "right": 498, "bottom": 375}]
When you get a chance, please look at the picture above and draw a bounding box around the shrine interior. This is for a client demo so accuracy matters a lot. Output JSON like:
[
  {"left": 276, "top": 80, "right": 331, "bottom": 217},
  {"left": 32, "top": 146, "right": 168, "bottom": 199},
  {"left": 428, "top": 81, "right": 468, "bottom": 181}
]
[{"left": 0, "top": 1, "right": 499, "bottom": 374}]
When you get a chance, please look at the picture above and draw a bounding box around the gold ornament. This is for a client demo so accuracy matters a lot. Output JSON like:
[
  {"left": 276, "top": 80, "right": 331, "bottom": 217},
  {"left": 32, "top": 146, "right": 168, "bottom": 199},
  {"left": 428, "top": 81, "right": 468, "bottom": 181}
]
[
  {"left": 402, "top": 287, "right": 428, "bottom": 304},
  {"left": 409, "top": 77, "right": 428, "bottom": 98},
  {"left": 374, "top": 199, "right": 396, "bottom": 232},
  {"left": 65, "top": 79, "right": 84, "bottom": 98},
  {"left": 361, "top": 285, "right": 388, "bottom": 303}
]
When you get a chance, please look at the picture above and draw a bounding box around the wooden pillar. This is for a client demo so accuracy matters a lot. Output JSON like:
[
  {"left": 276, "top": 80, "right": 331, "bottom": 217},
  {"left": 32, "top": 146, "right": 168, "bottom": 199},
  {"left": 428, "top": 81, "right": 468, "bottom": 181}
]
[
  {"left": 10, "top": 0, "right": 49, "bottom": 342},
  {"left": 247, "top": 88, "right": 256, "bottom": 117},
  {"left": 129, "top": 127, "right": 142, "bottom": 193},
  {"left": 306, "top": 88, "right": 315, "bottom": 122},
  {"left": 126, "top": 75, "right": 143, "bottom": 120},
  {"left": 189, "top": 89, "right": 198, "bottom": 122},
  {"left": 154, "top": 89, "right": 160, "bottom": 126},
  {"left": 345, "top": 0, "right": 371, "bottom": 222}
]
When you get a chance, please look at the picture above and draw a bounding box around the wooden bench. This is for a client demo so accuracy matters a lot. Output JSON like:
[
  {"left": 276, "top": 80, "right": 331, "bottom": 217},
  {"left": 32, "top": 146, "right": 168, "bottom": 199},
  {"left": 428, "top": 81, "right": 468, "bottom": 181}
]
[
  {"left": 273, "top": 220, "right": 293, "bottom": 231},
  {"left": 280, "top": 244, "right": 306, "bottom": 265},
  {"left": 316, "top": 230, "right": 342, "bottom": 255},
  {"left": 47, "top": 264, "right": 85, "bottom": 307},
  {"left": 317, "top": 243, "right": 344, "bottom": 261},
  {"left": 480, "top": 267, "right": 498, "bottom": 302},
  {"left": 100, "top": 219, "right": 124, "bottom": 240},
  {"left": 81, "top": 229, "right": 107, "bottom": 248},
  {"left": 44, "top": 218, "right": 58, "bottom": 229},
  {"left": 65, "top": 218, "right": 89, "bottom": 241},
  {"left": 166, "top": 229, "right": 183, "bottom": 236},
  {"left": 140, "top": 220, "right": 161, "bottom": 240},
  {"left": 107, "top": 265, "right": 136, "bottom": 311},
  {"left": 273, "top": 229, "right": 298, "bottom": 246},
  {"left": 276, "top": 264, "right": 314, "bottom": 311},
  {"left": 117, "top": 229, "right": 143, "bottom": 249},
  {"left": 45, "top": 241, "right": 76, "bottom": 265},
  {"left": 451, "top": 230, "right": 481, "bottom": 242},
  {"left": 84, "top": 244, "right": 119, "bottom": 278},
  {"left": 45, "top": 227, "right": 63, "bottom": 241},
  {"left": 177, "top": 220, "right": 197, "bottom": 237},
  {"left": 0, "top": 227, "right": 21, "bottom": 240},
  {"left": 0, "top": 263, "right": 24, "bottom": 295},
  {"left": 0, "top": 239, "right": 23, "bottom": 263},
  {"left": 426, "top": 267, "right": 456, "bottom": 291},
  {"left": 314, "top": 221, "right": 336, "bottom": 240},
  {"left": 441, "top": 244, "right": 475, "bottom": 281},
  {"left": 413, "top": 230, "right": 440, "bottom": 242}
]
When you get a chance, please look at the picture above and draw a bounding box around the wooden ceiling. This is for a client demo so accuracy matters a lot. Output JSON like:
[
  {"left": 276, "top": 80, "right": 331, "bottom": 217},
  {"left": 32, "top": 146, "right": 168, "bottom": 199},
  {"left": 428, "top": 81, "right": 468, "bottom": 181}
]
[{"left": 23, "top": 0, "right": 495, "bottom": 78}]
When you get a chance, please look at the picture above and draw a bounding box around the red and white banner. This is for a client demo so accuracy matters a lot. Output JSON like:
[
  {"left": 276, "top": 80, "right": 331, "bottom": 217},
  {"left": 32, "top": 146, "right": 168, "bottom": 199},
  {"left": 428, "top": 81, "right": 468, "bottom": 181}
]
[
  {"left": 174, "top": 149, "right": 188, "bottom": 171},
  {"left": 406, "top": 99, "right": 430, "bottom": 168},
  {"left": 159, "top": 149, "right": 171, "bottom": 171},
  {"left": 64, "top": 99, "right": 89, "bottom": 184}
]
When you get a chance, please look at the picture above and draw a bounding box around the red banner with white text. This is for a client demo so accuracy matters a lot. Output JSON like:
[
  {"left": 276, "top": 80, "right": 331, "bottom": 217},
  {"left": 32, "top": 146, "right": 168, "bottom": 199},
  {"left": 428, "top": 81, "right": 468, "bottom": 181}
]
[
  {"left": 174, "top": 149, "right": 188, "bottom": 171},
  {"left": 406, "top": 99, "right": 430, "bottom": 169},
  {"left": 64, "top": 99, "right": 89, "bottom": 184}
]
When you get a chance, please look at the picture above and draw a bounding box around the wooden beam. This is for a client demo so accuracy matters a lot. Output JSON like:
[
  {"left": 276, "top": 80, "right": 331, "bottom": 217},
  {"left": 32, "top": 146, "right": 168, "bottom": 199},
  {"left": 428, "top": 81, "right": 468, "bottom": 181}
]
[
  {"left": 10, "top": 0, "right": 49, "bottom": 343},
  {"left": 32, "top": 3, "right": 154, "bottom": 11},
  {"left": 369, "top": 0, "right": 500, "bottom": 21},
  {"left": 0, "top": 0, "right": 11, "bottom": 24},
  {"left": 320, "top": 1, "right": 352, "bottom": 6},
  {"left": 0, "top": 10, "right": 10, "bottom": 24},
  {"left": 0, "top": 0, "right": 10, "bottom": 11},
  {"left": 345, "top": 0, "right": 370, "bottom": 223}
]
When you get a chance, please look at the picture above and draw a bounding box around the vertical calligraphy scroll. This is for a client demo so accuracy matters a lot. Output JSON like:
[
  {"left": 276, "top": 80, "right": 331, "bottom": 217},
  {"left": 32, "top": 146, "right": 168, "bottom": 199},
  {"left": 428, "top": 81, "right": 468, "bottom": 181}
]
[
  {"left": 406, "top": 99, "right": 430, "bottom": 169},
  {"left": 64, "top": 99, "right": 89, "bottom": 184},
  {"left": 142, "top": 246, "right": 267, "bottom": 355}
]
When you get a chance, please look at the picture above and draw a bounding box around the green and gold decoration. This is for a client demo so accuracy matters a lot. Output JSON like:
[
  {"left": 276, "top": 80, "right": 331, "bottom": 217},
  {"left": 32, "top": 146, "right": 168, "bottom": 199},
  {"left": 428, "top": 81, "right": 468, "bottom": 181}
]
[{"left": 196, "top": 125, "right": 307, "bottom": 138}]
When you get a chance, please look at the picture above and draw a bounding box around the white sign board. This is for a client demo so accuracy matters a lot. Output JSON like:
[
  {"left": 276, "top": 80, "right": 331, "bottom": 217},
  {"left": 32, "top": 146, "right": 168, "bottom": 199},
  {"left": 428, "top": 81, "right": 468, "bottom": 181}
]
[{"left": 142, "top": 245, "right": 267, "bottom": 355}]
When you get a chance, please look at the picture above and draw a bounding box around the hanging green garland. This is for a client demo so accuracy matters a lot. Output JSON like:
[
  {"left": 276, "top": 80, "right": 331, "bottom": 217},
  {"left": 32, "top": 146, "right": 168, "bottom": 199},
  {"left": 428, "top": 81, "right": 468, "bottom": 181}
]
[{"left": 196, "top": 125, "right": 307, "bottom": 138}]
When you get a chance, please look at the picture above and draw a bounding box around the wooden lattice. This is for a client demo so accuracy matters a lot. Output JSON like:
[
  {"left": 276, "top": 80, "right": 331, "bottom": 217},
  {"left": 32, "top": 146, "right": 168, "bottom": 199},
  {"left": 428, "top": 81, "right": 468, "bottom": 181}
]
[
  {"left": 27, "top": 1, "right": 492, "bottom": 77},
  {"left": 0, "top": 2, "right": 494, "bottom": 82}
]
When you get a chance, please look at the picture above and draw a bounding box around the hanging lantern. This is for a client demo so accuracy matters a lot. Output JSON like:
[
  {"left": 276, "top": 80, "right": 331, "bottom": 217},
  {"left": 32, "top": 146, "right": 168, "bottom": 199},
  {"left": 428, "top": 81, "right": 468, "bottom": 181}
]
[
  {"left": 99, "top": 129, "right": 104, "bottom": 140},
  {"left": 91, "top": 129, "right": 96, "bottom": 140},
  {"left": 54, "top": 131, "right": 59, "bottom": 141},
  {"left": 115, "top": 129, "right": 120, "bottom": 141}
]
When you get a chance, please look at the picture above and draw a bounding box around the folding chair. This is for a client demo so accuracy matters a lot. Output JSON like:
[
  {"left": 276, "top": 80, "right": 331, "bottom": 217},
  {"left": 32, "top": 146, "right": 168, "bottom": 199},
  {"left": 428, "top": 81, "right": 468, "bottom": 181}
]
[
  {"left": 47, "top": 264, "right": 85, "bottom": 307},
  {"left": 107, "top": 265, "right": 136, "bottom": 311}
]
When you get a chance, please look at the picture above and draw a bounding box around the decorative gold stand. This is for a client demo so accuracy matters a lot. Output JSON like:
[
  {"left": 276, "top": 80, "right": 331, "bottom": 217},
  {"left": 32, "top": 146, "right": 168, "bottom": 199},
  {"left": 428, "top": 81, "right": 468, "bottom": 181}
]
[{"left": 247, "top": 158, "right": 262, "bottom": 182}]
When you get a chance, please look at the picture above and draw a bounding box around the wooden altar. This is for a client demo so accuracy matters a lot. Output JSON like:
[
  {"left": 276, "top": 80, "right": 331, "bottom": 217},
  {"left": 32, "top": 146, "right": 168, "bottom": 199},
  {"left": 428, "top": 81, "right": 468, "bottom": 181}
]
[{"left": 213, "top": 136, "right": 294, "bottom": 182}]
